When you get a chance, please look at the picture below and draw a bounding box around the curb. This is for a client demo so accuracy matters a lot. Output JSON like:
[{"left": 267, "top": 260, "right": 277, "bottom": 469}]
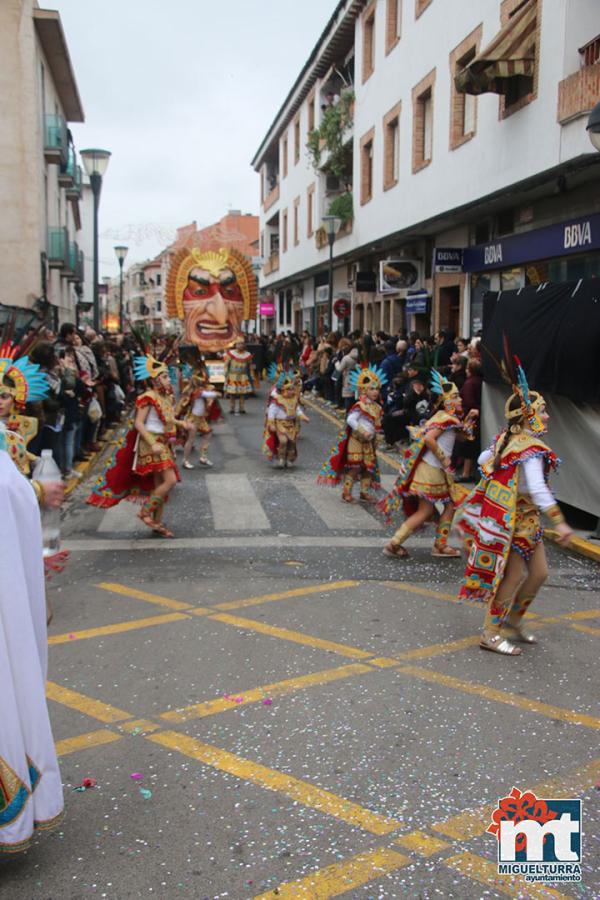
[
  {"left": 64, "top": 426, "right": 117, "bottom": 496},
  {"left": 545, "top": 529, "right": 600, "bottom": 564}
]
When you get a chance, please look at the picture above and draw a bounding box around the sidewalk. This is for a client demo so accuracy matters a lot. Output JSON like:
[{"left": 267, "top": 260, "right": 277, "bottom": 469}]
[{"left": 64, "top": 424, "right": 118, "bottom": 497}]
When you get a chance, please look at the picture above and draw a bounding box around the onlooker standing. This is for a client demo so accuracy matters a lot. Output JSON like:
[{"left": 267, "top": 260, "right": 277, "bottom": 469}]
[
  {"left": 456, "top": 358, "right": 483, "bottom": 482},
  {"left": 335, "top": 346, "right": 360, "bottom": 411}
]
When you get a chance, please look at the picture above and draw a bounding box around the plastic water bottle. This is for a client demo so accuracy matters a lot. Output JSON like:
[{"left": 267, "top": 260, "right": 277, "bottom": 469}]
[{"left": 32, "top": 449, "right": 62, "bottom": 557}]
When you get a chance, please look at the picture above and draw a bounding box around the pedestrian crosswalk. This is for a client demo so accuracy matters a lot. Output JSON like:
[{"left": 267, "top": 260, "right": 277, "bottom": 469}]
[{"left": 94, "top": 473, "right": 398, "bottom": 537}]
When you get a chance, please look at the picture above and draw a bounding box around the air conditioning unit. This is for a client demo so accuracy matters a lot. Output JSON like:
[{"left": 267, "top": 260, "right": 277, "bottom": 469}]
[{"left": 325, "top": 174, "right": 341, "bottom": 193}]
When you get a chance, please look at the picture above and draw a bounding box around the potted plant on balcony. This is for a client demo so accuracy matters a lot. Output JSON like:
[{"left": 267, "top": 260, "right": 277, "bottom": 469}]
[{"left": 306, "top": 89, "right": 355, "bottom": 178}]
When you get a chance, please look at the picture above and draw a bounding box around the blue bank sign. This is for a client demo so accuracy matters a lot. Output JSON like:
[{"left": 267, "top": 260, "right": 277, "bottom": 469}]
[
  {"left": 406, "top": 290, "right": 429, "bottom": 314},
  {"left": 462, "top": 213, "right": 600, "bottom": 272}
]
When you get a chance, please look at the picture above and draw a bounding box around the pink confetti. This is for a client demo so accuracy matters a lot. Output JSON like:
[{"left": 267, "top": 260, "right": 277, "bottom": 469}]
[
  {"left": 130, "top": 773, "right": 144, "bottom": 781},
  {"left": 263, "top": 698, "right": 273, "bottom": 706},
  {"left": 234, "top": 697, "right": 244, "bottom": 703},
  {"left": 68, "top": 634, "right": 75, "bottom": 640}
]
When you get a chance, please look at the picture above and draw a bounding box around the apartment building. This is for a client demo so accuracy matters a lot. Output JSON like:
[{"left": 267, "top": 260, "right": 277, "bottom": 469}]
[
  {"left": 0, "top": 0, "right": 90, "bottom": 327},
  {"left": 253, "top": 0, "right": 600, "bottom": 338}
]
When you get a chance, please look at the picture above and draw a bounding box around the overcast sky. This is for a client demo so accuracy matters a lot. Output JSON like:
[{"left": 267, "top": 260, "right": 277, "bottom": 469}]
[{"left": 53, "top": 0, "right": 335, "bottom": 277}]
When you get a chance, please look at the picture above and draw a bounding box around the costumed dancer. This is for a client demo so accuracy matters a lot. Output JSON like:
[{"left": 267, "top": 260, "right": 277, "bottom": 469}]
[
  {"left": 379, "top": 371, "right": 478, "bottom": 558},
  {"left": 223, "top": 337, "right": 253, "bottom": 415},
  {"left": 318, "top": 365, "right": 386, "bottom": 503},
  {"left": 88, "top": 353, "right": 192, "bottom": 538},
  {"left": 263, "top": 364, "right": 309, "bottom": 469},
  {"left": 176, "top": 363, "right": 218, "bottom": 469},
  {"left": 458, "top": 350, "right": 572, "bottom": 656},
  {"left": 0, "top": 344, "right": 49, "bottom": 476},
  {"left": 0, "top": 425, "right": 64, "bottom": 852}
]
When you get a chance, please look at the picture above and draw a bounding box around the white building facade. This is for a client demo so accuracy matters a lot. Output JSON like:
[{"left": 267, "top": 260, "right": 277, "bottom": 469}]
[
  {"left": 253, "top": 0, "right": 600, "bottom": 338},
  {"left": 0, "top": 1, "right": 90, "bottom": 327}
]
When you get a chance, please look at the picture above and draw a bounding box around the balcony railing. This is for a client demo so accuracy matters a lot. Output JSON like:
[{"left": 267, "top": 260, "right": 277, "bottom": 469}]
[
  {"left": 66, "top": 163, "right": 82, "bottom": 200},
  {"left": 314, "top": 218, "right": 353, "bottom": 250},
  {"left": 263, "top": 251, "right": 280, "bottom": 275},
  {"left": 263, "top": 182, "right": 280, "bottom": 212},
  {"left": 44, "top": 114, "right": 68, "bottom": 165},
  {"left": 58, "top": 144, "right": 75, "bottom": 186},
  {"left": 66, "top": 241, "right": 82, "bottom": 280},
  {"left": 558, "top": 64, "right": 600, "bottom": 124},
  {"left": 47, "top": 226, "right": 69, "bottom": 268}
]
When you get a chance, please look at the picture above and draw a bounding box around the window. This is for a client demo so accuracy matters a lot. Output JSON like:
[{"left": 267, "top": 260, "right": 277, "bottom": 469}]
[
  {"left": 500, "top": 0, "right": 539, "bottom": 118},
  {"left": 260, "top": 231, "right": 264, "bottom": 258},
  {"left": 260, "top": 168, "right": 265, "bottom": 203},
  {"left": 282, "top": 209, "right": 288, "bottom": 253},
  {"left": 156, "top": 273, "right": 161, "bottom": 286},
  {"left": 293, "top": 196, "right": 300, "bottom": 245},
  {"left": 307, "top": 184, "right": 315, "bottom": 237},
  {"left": 156, "top": 299, "right": 162, "bottom": 312},
  {"left": 383, "top": 102, "right": 401, "bottom": 190},
  {"left": 360, "top": 127, "right": 375, "bottom": 205},
  {"left": 415, "top": 0, "right": 433, "bottom": 18},
  {"left": 362, "top": 2, "right": 376, "bottom": 82},
  {"left": 282, "top": 135, "right": 288, "bottom": 178},
  {"left": 412, "top": 68, "right": 435, "bottom": 172},
  {"left": 449, "top": 26, "right": 482, "bottom": 150},
  {"left": 386, "top": 0, "right": 401, "bottom": 54},
  {"left": 308, "top": 95, "right": 315, "bottom": 134},
  {"left": 294, "top": 117, "right": 300, "bottom": 165}
]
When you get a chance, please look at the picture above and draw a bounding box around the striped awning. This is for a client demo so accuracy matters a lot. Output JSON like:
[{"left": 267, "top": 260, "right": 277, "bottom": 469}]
[{"left": 455, "top": 0, "right": 537, "bottom": 96}]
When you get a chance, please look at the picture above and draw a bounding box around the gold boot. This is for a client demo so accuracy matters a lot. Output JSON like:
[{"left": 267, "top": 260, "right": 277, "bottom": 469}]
[
  {"left": 383, "top": 521, "right": 413, "bottom": 557},
  {"left": 342, "top": 474, "right": 355, "bottom": 503}
]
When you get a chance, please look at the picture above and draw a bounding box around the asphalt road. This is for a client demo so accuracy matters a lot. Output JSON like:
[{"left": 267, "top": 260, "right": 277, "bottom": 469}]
[{"left": 2, "top": 387, "right": 599, "bottom": 899}]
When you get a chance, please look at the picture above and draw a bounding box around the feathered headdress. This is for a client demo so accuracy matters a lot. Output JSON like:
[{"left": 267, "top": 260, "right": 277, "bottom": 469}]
[
  {"left": 0, "top": 314, "right": 49, "bottom": 407},
  {"left": 267, "top": 362, "right": 298, "bottom": 390},
  {"left": 429, "top": 369, "right": 460, "bottom": 409},
  {"left": 485, "top": 334, "right": 546, "bottom": 435},
  {"left": 133, "top": 355, "right": 168, "bottom": 382},
  {"left": 348, "top": 364, "right": 388, "bottom": 395}
]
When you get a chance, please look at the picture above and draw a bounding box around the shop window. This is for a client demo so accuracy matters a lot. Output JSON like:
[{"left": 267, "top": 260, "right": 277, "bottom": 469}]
[{"left": 362, "top": 2, "right": 376, "bottom": 82}]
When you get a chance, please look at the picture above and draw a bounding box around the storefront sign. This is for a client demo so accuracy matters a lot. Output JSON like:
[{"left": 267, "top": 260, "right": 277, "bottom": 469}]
[
  {"left": 379, "top": 259, "right": 421, "bottom": 293},
  {"left": 405, "top": 291, "right": 429, "bottom": 314},
  {"left": 434, "top": 248, "right": 463, "bottom": 272},
  {"left": 259, "top": 302, "right": 275, "bottom": 317},
  {"left": 463, "top": 213, "right": 600, "bottom": 272}
]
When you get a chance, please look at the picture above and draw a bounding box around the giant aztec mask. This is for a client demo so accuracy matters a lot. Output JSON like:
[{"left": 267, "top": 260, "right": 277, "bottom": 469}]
[{"left": 166, "top": 247, "right": 257, "bottom": 353}]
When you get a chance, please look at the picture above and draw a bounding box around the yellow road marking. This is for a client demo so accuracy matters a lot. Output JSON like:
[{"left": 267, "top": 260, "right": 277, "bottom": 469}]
[
  {"left": 381, "top": 579, "right": 471, "bottom": 605},
  {"left": 209, "top": 612, "right": 374, "bottom": 659},
  {"left": 559, "top": 608, "right": 600, "bottom": 621},
  {"left": 46, "top": 682, "right": 132, "bottom": 724},
  {"left": 55, "top": 729, "right": 121, "bottom": 757},
  {"left": 119, "top": 719, "right": 161, "bottom": 734},
  {"left": 96, "top": 582, "right": 196, "bottom": 611},
  {"left": 48, "top": 612, "right": 190, "bottom": 645},
  {"left": 433, "top": 757, "right": 600, "bottom": 840},
  {"left": 161, "top": 663, "right": 373, "bottom": 722},
  {"left": 394, "top": 830, "right": 451, "bottom": 857},
  {"left": 397, "top": 635, "right": 481, "bottom": 660},
  {"left": 443, "top": 851, "right": 567, "bottom": 899},
  {"left": 572, "top": 623, "right": 600, "bottom": 636},
  {"left": 397, "top": 664, "right": 600, "bottom": 730},
  {"left": 253, "top": 847, "right": 410, "bottom": 899},
  {"left": 148, "top": 731, "right": 400, "bottom": 835},
  {"left": 212, "top": 580, "right": 358, "bottom": 612},
  {"left": 368, "top": 656, "right": 401, "bottom": 668}
]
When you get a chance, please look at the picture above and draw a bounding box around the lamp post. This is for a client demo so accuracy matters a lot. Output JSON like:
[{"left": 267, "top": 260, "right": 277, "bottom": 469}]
[
  {"left": 322, "top": 214, "right": 342, "bottom": 333},
  {"left": 80, "top": 149, "right": 111, "bottom": 332},
  {"left": 586, "top": 100, "right": 600, "bottom": 151},
  {"left": 114, "top": 245, "right": 128, "bottom": 333}
]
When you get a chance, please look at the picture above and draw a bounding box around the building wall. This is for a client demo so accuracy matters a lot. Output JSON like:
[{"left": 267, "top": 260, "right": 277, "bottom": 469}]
[
  {"left": 255, "top": 0, "right": 600, "bottom": 334},
  {"left": 0, "top": 0, "right": 86, "bottom": 325}
]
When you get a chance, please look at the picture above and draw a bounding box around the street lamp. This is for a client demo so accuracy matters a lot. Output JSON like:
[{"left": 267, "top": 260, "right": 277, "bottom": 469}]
[
  {"left": 586, "top": 100, "right": 600, "bottom": 151},
  {"left": 114, "top": 245, "right": 128, "bottom": 332},
  {"left": 322, "top": 214, "right": 342, "bottom": 333},
  {"left": 80, "top": 148, "right": 111, "bottom": 332}
]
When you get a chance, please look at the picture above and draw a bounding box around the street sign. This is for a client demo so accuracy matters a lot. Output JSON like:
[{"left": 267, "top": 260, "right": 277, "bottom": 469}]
[
  {"left": 434, "top": 248, "right": 463, "bottom": 272},
  {"left": 406, "top": 290, "right": 429, "bottom": 314},
  {"left": 333, "top": 297, "right": 351, "bottom": 318},
  {"left": 259, "top": 302, "right": 275, "bottom": 317}
]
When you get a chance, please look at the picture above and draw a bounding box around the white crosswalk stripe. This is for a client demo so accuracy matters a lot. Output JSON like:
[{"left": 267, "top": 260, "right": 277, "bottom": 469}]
[{"left": 96, "top": 472, "right": 397, "bottom": 536}]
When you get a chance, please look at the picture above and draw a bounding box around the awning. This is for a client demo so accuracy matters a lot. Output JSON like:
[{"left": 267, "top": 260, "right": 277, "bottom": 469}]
[{"left": 455, "top": 0, "right": 537, "bottom": 96}]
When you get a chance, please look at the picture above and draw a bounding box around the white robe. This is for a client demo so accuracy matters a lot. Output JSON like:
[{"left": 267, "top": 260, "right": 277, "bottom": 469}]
[{"left": 0, "top": 450, "right": 63, "bottom": 851}]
